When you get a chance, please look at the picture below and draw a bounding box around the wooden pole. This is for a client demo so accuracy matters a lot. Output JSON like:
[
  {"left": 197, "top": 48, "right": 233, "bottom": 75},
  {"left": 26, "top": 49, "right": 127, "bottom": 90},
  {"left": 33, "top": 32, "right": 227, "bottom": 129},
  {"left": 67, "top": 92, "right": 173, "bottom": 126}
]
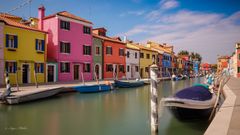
[
  {"left": 81, "top": 72, "right": 85, "bottom": 85},
  {"left": 15, "top": 70, "right": 19, "bottom": 91},
  {"left": 34, "top": 69, "right": 38, "bottom": 88},
  {"left": 150, "top": 64, "right": 159, "bottom": 134}
]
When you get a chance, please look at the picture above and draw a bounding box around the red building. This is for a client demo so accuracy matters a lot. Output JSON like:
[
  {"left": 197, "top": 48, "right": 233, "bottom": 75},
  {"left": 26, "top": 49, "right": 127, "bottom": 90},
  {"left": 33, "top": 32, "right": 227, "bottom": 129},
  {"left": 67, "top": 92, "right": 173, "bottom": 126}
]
[
  {"left": 236, "top": 43, "right": 240, "bottom": 77},
  {"left": 93, "top": 28, "right": 126, "bottom": 79}
]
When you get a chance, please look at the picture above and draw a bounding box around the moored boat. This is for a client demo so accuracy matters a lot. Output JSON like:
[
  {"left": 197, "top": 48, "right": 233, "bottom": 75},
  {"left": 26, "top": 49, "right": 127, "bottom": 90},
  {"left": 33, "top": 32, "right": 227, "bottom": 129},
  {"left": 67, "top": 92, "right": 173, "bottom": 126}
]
[
  {"left": 73, "top": 84, "right": 112, "bottom": 93},
  {"left": 163, "top": 84, "right": 216, "bottom": 120},
  {"left": 114, "top": 80, "right": 145, "bottom": 88}
]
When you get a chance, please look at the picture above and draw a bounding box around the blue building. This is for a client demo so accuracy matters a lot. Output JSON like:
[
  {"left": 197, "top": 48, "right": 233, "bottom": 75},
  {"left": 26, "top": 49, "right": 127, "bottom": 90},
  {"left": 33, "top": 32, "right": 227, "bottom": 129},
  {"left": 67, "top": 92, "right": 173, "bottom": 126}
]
[
  {"left": 162, "top": 53, "right": 171, "bottom": 77},
  {"left": 193, "top": 61, "right": 200, "bottom": 75}
]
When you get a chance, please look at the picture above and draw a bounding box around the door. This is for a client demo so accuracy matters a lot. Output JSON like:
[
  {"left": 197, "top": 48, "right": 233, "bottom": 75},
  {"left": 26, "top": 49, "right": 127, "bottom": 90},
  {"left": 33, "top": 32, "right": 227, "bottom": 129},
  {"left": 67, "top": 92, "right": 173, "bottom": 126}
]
[
  {"left": 74, "top": 65, "right": 79, "bottom": 80},
  {"left": 95, "top": 64, "right": 99, "bottom": 79},
  {"left": 47, "top": 65, "right": 54, "bottom": 82},
  {"left": 22, "top": 64, "right": 29, "bottom": 83},
  {"left": 140, "top": 68, "right": 143, "bottom": 78}
]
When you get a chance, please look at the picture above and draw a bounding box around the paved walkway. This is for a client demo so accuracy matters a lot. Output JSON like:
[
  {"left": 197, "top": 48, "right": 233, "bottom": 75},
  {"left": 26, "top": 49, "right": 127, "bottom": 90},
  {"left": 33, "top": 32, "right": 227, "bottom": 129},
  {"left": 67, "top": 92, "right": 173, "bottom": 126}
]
[{"left": 226, "top": 77, "right": 240, "bottom": 135}]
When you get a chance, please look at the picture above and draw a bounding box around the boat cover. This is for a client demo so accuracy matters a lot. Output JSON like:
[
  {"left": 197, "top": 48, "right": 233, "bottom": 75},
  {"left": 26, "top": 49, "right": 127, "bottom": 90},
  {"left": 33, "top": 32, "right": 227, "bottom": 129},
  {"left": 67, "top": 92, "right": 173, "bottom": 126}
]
[{"left": 175, "top": 86, "right": 212, "bottom": 101}]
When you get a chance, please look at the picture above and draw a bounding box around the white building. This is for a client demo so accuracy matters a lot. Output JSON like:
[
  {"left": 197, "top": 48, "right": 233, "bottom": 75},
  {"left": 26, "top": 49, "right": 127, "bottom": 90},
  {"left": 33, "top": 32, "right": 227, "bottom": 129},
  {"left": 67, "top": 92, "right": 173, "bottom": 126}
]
[{"left": 125, "top": 42, "right": 140, "bottom": 79}]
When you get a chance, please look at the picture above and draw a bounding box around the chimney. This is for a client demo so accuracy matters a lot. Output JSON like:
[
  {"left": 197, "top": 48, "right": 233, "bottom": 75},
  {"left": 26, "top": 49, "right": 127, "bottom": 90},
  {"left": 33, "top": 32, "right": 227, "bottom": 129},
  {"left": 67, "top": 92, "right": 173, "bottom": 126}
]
[
  {"left": 38, "top": 5, "right": 45, "bottom": 30},
  {"left": 123, "top": 36, "right": 127, "bottom": 43}
]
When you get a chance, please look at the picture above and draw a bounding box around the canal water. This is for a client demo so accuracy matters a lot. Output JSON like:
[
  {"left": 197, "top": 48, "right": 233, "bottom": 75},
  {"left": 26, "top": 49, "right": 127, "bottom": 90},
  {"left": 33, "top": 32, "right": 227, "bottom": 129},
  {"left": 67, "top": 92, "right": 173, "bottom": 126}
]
[{"left": 0, "top": 78, "right": 209, "bottom": 135}]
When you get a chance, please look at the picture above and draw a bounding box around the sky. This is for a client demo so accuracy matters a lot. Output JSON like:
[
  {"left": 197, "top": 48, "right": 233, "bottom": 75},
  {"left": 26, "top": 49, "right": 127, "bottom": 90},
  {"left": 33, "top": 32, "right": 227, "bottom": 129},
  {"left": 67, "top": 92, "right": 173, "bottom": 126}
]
[{"left": 1, "top": 0, "right": 240, "bottom": 63}]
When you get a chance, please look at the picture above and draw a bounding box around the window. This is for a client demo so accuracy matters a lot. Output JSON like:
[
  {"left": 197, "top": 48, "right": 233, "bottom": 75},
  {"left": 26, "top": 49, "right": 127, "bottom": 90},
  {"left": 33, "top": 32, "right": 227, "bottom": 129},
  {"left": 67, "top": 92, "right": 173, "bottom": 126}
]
[
  {"left": 140, "top": 53, "right": 144, "bottom": 58},
  {"left": 239, "top": 54, "right": 240, "bottom": 60},
  {"left": 83, "top": 26, "right": 91, "bottom": 34},
  {"left": 95, "top": 46, "right": 100, "bottom": 55},
  {"left": 146, "top": 54, "right": 150, "bottom": 59},
  {"left": 106, "top": 64, "right": 113, "bottom": 72},
  {"left": 119, "top": 65, "right": 125, "bottom": 72},
  {"left": 145, "top": 67, "right": 149, "bottom": 72},
  {"left": 135, "top": 52, "right": 138, "bottom": 59},
  {"left": 83, "top": 45, "right": 91, "bottom": 55},
  {"left": 119, "top": 48, "right": 124, "bottom": 56},
  {"left": 106, "top": 46, "right": 112, "bottom": 55},
  {"left": 35, "top": 39, "right": 45, "bottom": 52},
  {"left": 35, "top": 63, "right": 44, "bottom": 73},
  {"left": 5, "top": 61, "right": 17, "bottom": 73},
  {"left": 84, "top": 63, "right": 91, "bottom": 72},
  {"left": 60, "top": 42, "right": 71, "bottom": 53},
  {"left": 238, "top": 67, "right": 240, "bottom": 73},
  {"left": 60, "top": 20, "right": 70, "bottom": 30},
  {"left": 127, "top": 51, "right": 130, "bottom": 58},
  {"left": 60, "top": 62, "right": 70, "bottom": 73},
  {"left": 6, "top": 34, "right": 18, "bottom": 49},
  {"left": 135, "top": 66, "right": 139, "bottom": 72},
  {"left": 127, "top": 65, "right": 130, "bottom": 72}
]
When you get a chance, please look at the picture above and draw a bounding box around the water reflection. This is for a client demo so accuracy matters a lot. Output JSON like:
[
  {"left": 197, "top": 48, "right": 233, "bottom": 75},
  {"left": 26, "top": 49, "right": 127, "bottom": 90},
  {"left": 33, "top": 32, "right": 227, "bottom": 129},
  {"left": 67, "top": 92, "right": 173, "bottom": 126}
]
[{"left": 0, "top": 78, "right": 208, "bottom": 135}]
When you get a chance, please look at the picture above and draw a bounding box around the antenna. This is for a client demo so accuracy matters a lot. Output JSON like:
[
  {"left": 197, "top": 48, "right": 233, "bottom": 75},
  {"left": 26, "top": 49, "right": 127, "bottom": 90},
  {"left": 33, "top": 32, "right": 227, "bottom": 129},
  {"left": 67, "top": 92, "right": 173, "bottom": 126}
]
[{"left": 7, "top": 0, "right": 32, "bottom": 14}]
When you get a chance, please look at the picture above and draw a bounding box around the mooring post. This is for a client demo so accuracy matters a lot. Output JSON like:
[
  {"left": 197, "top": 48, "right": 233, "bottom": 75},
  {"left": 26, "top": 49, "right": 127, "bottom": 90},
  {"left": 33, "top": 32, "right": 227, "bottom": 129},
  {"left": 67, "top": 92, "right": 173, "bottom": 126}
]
[
  {"left": 150, "top": 64, "right": 159, "bottom": 134},
  {"left": 5, "top": 72, "right": 11, "bottom": 92}
]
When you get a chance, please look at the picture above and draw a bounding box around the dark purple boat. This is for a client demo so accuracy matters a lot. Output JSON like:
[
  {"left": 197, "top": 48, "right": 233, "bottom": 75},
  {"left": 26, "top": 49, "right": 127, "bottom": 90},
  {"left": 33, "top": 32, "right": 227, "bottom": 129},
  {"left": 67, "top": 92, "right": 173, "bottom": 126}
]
[{"left": 163, "top": 84, "right": 216, "bottom": 120}]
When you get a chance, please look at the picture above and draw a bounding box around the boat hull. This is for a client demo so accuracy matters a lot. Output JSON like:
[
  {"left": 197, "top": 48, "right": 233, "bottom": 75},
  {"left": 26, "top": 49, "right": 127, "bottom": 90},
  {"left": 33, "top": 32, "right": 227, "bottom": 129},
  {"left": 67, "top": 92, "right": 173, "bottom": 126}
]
[
  {"left": 114, "top": 80, "right": 145, "bottom": 88},
  {"left": 167, "top": 106, "right": 213, "bottom": 120},
  {"left": 73, "top": 84, "right": 111, "bottom": 93}
]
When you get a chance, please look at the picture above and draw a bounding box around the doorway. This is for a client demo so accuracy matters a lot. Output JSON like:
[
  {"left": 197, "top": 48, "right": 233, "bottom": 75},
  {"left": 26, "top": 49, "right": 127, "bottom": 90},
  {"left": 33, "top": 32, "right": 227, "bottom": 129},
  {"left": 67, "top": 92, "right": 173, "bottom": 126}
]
[
  {"left": 22, "top": 64, "right": 29, "bottom": 83},
  {"left": 74, "top": 65, "right": 79, "bottom": 80},
  {"left": 47, "top": 65, "right": 55, "bottom": 82}
]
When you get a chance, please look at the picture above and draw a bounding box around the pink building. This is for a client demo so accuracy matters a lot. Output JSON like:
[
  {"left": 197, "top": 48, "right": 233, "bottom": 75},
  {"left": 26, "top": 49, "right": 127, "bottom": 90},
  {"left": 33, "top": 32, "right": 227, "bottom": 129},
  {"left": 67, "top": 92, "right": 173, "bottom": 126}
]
[{"left": 38, "top": 6, "right": 93, "bottom": 82}]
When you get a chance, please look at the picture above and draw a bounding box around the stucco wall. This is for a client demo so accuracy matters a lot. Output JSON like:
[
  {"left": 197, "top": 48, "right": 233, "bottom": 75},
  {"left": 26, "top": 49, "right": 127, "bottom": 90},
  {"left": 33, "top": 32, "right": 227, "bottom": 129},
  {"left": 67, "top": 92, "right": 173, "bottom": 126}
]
[
  {"left": 93, "top": 37, "right": 103, "bottom": 79},
  {"left": 0, "top": 22, "right": 4, "bottom": 85},
  {"left": 103, "top": 40, "right": 126, "bottom": 79},
  {"left": 44, "top": 17, "right": 93, "bottom": 81},
  {"left": 4, "top": 25, "right": 46, "bottom": 84},
  {"left": 126, "top": 48, "right": 139, "bottom": 79}
]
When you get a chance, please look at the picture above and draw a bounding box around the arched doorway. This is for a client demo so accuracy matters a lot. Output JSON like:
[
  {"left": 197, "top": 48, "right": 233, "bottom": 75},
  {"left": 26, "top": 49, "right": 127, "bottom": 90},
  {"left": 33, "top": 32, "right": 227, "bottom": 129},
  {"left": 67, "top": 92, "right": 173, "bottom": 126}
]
[{"left": 94, "top": 64, "right": 102, "bottom": 80}]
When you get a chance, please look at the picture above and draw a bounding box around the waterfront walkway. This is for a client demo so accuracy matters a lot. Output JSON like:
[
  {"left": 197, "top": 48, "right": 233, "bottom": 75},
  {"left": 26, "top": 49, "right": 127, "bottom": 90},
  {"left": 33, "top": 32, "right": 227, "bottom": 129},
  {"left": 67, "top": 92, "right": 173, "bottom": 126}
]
[
  {"left": 205, "top": 77, "right": 240, "bottom": 135},
  {"left": 226, "top": 77, "right": 240, "bottom": 135}
]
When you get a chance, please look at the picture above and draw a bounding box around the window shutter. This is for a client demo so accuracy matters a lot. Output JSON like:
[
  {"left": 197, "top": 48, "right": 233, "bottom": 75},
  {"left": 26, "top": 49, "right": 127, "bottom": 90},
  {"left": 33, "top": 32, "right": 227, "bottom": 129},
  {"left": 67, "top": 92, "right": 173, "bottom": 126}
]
[
  {"left": 6, "top": 34, "right": 9, "bottom": 47},
  {"left": 34, "top": 63, "right": 37, "bottom": 72},
  {"left": 41, "top": 40, "right": 45, "bottom": 51},
  {"left": 68, "top": 43, "right": 71, "bottom": 53},
  {"left": 110, "top": 47, "right": 112, "bottom": 54},
  {"left": 14, "top": 35, "right": 18, "bottom": 48},
  {"left": 5, "top": 62, "right": 9, "bottom": 72},
  {"left": 35, "top": 39, "right": 38, "bottom": 50},
  {"left": 13, "top": 62, "right": 17, "bottom": 73},
  {"left": 41, "top": 63, "right": 44, "bottom": 73}
]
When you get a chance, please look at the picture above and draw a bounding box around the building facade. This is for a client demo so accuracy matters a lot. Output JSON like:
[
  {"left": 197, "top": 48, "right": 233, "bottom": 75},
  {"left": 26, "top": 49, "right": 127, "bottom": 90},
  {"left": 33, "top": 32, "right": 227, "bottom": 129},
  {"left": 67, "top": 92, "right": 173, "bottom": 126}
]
[
  {"left": 126, "top": 41, "right": 140, "bottom": 79},
  {"left": 92, "top": 36, "right": 103, "bottom": 80},
  {"left": 39, "top": 6, "right": 93, "bottom": 82},
  {"left": 93, "top": 28, "right": 126, "bottom": 80},
  {"left": 0, "top": 21, "right": 4, "bottom": 85},
  {"left": 137, "top": 45, "right": 157, "bottom": 78},
  {"left": 236, "top": 43, "right": 240, "bottom": 78},
  {"left": 1, "top": 15, "right": 47, "bottom": 85}
]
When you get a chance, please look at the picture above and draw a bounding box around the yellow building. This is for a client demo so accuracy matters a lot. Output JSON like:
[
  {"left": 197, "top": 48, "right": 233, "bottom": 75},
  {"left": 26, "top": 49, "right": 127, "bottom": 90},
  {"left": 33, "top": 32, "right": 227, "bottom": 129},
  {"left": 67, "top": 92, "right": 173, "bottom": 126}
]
[
  {"left": 132, "top": 43, "right": 157, "bottom": 78},
  {"left": 217, "top": 56, "right": 229, "bottom": 73},
  {"left": 1, "top": 14, "right": 47, "bottom": 85}
]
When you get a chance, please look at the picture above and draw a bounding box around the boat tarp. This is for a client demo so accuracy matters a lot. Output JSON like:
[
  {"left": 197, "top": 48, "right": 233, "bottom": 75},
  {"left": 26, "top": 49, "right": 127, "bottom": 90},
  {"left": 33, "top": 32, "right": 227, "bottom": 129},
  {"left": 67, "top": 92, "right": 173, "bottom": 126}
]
[{"left": 175, "top": 86, "right": 212, "bottom": 101}]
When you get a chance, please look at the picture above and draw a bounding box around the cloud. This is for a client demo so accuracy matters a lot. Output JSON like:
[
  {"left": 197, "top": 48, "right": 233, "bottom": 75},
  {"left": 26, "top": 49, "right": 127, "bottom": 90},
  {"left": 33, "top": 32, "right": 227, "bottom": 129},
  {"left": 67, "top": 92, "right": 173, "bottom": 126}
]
[
  {"left": 120, "top": 10, "right": 146, "bottom": 17},
  {"left": 122, "top": 10, "right": 240, "bottom": 63},
  {"left": 146, "top": 0, "right": 179, "bottom": 21},
  {"left": 159, "top": 0, "right": 179, "bottom": 10}
]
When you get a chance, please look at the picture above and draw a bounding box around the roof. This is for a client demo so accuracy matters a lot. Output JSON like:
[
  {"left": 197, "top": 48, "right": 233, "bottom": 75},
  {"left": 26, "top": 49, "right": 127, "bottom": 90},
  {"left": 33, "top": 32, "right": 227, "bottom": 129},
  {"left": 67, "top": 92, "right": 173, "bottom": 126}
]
[
  {"left": 0, "top": 13, "right": 22, "bottom": 20},
  {"left": 0, "top": 16, "right": 47, "bottom": 33},
  {"left": 131, "top": 43, "right": 157, "bottom": 53},
  {"left": 93, "top": 27, "right": 107, "bottom": 31},
  {"left": 126, "top": 43, "right": 140, "bottom": 51},
  {"left": 93, "top": 33, "right": 125, "bottom": 44},
  {"left": 147, "top": 41, "right": 173, "bottom": 54},
  {"left": 218, "top": 56, "right": 230, "bottom": 59},
  {"left": 44, "top": 11, "right": 92, "bottom": 24}
]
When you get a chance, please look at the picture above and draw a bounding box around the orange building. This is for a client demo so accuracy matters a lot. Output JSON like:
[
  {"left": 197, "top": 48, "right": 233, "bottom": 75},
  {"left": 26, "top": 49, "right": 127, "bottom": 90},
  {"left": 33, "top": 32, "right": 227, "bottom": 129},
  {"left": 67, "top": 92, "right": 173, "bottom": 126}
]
[
  {"left": 217, "top": 56, "right": 229, "bottom": 73},
  {"left": 93, "top": 28, "right": 126, "bottom": 79}
]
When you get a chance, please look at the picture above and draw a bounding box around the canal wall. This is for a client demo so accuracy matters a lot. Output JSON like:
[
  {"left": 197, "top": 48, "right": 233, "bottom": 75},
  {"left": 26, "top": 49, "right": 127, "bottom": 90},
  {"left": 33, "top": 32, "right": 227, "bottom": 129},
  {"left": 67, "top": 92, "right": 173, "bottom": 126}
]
[{"left": 205, "top": 77, "right": 240, "bottom": 135}]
